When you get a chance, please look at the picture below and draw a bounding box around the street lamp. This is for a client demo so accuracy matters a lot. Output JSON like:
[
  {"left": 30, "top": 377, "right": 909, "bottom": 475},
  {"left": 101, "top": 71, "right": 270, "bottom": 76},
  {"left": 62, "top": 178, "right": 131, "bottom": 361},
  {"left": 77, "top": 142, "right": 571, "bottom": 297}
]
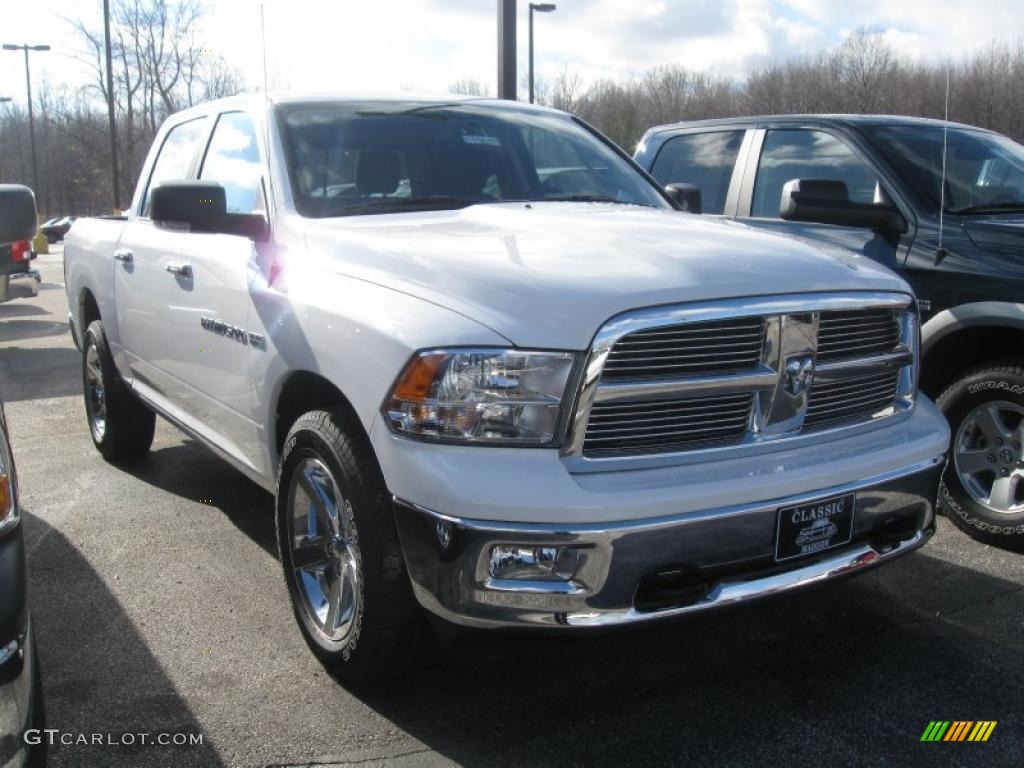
[
  {"left": 528, "top": 3, "right": 556, "bottom": 104},
  {"left": 0, "top": 96, "right": 10, "bottom": 181},
  {"left": 2, "top": 43, "right": 50, "bottom": 195}
]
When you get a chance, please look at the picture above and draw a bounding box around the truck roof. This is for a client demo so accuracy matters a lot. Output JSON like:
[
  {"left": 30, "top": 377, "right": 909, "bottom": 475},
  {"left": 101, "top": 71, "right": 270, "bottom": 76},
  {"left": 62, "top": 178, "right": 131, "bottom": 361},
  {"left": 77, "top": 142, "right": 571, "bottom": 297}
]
[
  {"left": 169, "top": 92, "right": 565, "bottom": 120},
  {"left": 643, "top": 113, "right": 995, "bottom": 137}
]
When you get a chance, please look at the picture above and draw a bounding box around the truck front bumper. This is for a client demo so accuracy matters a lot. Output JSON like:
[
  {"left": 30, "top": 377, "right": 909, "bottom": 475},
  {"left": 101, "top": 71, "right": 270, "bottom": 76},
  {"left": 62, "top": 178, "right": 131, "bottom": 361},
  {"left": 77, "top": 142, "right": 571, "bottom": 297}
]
[{"left": 394, "top": 456, "right": 943, "bottom": 628}]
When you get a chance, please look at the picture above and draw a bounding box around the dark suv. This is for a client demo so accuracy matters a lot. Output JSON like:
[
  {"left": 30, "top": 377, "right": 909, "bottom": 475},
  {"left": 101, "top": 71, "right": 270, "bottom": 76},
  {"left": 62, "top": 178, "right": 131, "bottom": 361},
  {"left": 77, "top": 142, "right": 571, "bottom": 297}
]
[{"left": 636, "top": 115, "right": 1024, "bottom": 546}]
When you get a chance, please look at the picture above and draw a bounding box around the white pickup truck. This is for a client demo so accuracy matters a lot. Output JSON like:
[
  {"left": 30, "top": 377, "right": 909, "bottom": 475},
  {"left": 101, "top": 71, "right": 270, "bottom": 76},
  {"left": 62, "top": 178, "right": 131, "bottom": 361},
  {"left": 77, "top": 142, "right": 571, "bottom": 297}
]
[{"left": 64, "top": 94, "right": 949, "bottom": 681}]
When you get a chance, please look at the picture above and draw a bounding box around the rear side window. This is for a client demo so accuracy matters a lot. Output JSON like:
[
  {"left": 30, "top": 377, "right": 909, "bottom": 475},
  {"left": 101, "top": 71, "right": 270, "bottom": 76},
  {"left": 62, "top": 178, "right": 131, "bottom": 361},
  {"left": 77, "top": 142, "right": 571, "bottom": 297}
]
[
  {"left": 650, "top": 131, "right": 745, "bottom": 215},
  {"left": 199, "top": 112, "right": 265, "bottom": 213},
  {"left": 141, "top": 117, "right": 209, "bottom": 216},
  {"left": 751, "top": 129, "right": 880, "bottom": 219}
]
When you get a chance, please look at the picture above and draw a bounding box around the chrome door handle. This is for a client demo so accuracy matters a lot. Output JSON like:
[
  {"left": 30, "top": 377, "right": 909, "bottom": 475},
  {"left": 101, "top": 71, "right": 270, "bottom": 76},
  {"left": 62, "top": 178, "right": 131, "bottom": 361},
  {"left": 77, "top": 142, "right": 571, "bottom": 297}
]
[
  {"left": 166, "top": 263, "right": 192, "bottom": 278},
  {"left": 114, "top": 249, "right": 133, "bottom": 263}
]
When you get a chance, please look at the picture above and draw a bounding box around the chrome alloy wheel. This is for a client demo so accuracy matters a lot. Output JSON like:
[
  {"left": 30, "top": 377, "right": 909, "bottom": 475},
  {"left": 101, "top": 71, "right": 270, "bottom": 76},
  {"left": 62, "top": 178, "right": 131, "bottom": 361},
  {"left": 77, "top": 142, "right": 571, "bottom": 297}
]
[
  {"left": 286, "top": 457, "right": 362, "bottom": 644},
  {"left": 84, "top": 338, "right": 107, "bottom": 442},
  {"left": 954, "top": 400, "right": 1024, "bottom": 514}
]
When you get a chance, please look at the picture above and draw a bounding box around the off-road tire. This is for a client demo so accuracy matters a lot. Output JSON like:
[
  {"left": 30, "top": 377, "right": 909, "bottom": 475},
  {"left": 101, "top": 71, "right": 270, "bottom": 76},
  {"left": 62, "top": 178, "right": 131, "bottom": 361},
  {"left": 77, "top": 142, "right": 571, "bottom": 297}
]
[
  {"left": 82, "top": 320, "right": 155, "bottom": 461},
  {"left": 276, "top": 409, "right": 425, "bottom": 682}
]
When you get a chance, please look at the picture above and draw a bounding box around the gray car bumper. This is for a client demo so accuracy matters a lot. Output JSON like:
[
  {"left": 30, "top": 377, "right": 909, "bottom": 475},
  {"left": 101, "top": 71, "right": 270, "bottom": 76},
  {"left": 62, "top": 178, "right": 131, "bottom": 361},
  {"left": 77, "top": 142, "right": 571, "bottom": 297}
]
[{"left": 394, "top": 455, "right": 945, "bottom": 629}]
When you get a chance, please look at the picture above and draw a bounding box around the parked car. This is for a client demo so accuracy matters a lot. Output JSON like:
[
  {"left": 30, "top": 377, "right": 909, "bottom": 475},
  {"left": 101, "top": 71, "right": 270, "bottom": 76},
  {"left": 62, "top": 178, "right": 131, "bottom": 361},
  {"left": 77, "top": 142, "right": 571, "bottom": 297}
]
[
  {"left": 0, "top": 185, "right": 45, "bottom": 767},
  {"left": 637, "top": 115, "right": 1024, "bottom": 545},
  {"left": 0, "top": 237, "right": 39, "bottom": 304},
  {"left": 39, "top": 217, "right": 74, "bottom": 244},
  {"left": 64, "top": 95, "right": 948, "bottom": 681}
]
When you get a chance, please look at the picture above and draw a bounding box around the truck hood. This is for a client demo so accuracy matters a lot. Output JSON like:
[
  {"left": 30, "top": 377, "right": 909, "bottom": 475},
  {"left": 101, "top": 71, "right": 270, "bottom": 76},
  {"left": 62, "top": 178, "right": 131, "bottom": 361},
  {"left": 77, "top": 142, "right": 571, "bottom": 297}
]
[
  {"left": 962, "top": 215, "right": 1024, "bottom": 257},
  {"left": 302, "top": 202, "right": 911, "bottom": 349}
]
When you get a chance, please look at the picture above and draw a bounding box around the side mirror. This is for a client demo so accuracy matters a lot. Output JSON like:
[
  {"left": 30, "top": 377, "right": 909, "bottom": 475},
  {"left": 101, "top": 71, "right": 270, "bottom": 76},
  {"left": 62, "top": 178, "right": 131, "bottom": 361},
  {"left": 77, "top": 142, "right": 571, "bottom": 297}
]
[
  {"left": 779, "top": 178, "right": 904, "bottom": 233},
  {"left": 665, "top": 183, "right": 702, "bottom": 214},
  {"left": 0, "top": 185, "right": 38, "bottom": 244},
  {"left": 150, "top": 180, "right": 268, "bottom": 241}
]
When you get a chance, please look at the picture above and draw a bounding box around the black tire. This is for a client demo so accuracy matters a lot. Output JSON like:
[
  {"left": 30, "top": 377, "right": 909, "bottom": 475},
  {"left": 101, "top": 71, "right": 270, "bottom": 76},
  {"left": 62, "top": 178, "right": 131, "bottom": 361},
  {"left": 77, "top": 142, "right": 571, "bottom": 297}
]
[
  {"left": 276, "top": 409, "right": 424, "bottom": 682},
  {"left": 937, "top": 361, "right": 1024, "bottom": 547},
  {"left": 26, "top": 632, "right": 46, "bottom": 768},
  {"left": 82, "top": 320, "right": 155, "bottom": 462}
]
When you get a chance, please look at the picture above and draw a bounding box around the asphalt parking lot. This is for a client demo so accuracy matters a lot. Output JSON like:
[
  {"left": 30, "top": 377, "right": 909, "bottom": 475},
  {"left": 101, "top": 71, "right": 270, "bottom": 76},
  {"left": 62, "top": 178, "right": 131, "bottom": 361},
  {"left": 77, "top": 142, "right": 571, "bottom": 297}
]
[{"left": 0, "top": 247, "right": 1022, "bottom": 767}]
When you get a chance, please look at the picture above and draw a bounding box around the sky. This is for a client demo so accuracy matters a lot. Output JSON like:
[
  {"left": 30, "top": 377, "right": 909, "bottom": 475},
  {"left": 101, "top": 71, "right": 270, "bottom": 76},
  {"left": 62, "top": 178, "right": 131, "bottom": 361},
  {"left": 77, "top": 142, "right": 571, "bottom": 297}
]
[{"left": 1, "top": 0, "right": 1023, "bottom": 105}]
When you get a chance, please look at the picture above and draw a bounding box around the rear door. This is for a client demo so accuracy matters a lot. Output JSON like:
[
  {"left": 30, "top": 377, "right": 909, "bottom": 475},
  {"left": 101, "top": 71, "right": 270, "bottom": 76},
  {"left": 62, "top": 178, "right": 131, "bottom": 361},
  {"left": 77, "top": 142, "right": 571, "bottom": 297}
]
[
  {"left": 114, "top": 114, "right": 210, "bottom": 391},
  {"left": 736, "top": 126, "right": 912, "bottom": 269},
  {"left": 646, "top": 128, "right": 752, "bottom": 217}
]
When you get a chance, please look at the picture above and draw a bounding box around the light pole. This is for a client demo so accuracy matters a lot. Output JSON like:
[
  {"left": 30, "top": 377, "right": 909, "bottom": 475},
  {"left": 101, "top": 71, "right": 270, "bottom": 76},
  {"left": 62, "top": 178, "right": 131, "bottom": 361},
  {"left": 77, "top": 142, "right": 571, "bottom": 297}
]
[
  {"left": 0, "top": 96, "right": 10, "bottom": 181},
  {"left": 2, "top": 43, "right": 50, "bottom": 194},
  {"left": 528, "top": 3, "right": 556, "bottom": 104}
]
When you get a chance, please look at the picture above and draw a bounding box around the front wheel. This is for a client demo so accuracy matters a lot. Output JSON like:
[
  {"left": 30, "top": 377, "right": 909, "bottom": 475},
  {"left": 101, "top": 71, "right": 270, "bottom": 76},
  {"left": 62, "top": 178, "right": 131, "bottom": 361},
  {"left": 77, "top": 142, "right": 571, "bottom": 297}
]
[
  {"left": 937, "top": 361, "right": 1024, "bottom": 547},
  {"left": 276, "top": 410, "right": 424, "bottom": 682}
]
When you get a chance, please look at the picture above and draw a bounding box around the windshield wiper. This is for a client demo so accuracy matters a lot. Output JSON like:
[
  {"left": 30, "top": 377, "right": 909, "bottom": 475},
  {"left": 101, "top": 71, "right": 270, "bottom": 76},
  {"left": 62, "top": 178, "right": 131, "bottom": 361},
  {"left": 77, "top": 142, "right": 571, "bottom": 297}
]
[
  {"left": 949, "top": 201, "right": 1024, "bottom": 215},
  {"left": 541, "top": 195, "right": 653, "bottom": 207}
]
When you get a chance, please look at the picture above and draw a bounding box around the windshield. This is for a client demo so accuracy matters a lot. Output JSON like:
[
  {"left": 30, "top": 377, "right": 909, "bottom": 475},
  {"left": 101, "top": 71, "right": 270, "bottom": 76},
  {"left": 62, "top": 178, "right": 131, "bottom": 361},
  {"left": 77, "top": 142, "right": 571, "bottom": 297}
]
[
  {"left": 276, "top": 101, "right": 669, "bottom": 218},
  {"left": 865, "top": 124, "right": 1024, "bottom": 214}
]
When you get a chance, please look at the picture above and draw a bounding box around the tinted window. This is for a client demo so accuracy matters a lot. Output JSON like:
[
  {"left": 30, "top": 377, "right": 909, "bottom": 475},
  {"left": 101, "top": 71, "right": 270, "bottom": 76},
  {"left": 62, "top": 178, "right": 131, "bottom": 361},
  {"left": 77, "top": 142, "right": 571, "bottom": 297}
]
[
  {"left": 277, "top": 101, "right": 669, "bottom": 218},
  {"left": 751, "top": 130, "right": 880, "bottom": 219},
  {"left": 141, "top": 117, "right": 208, "bottom": 215},
  {"left": 200, "top": 112, "right": 265, "bottom": 213},
  {"left": 865, "top": 125, "right": 1024, "bottom": 214},
  {"left": 650, "top": 131, "right": 744, "bottom": 215}
]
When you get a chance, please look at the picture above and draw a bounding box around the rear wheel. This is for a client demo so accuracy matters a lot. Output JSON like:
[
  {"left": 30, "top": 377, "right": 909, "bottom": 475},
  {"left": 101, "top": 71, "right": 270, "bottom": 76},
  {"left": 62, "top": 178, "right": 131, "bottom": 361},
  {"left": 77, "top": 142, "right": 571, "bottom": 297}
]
[
  {"left": 276, "top": 409, "right": 424, "bottom": 682},
  {"left": 937, "top": 361, "right": 1024, "bottom": 547},
  {"left": 82, "top": 320, "right": 155, "bottom": 461}
]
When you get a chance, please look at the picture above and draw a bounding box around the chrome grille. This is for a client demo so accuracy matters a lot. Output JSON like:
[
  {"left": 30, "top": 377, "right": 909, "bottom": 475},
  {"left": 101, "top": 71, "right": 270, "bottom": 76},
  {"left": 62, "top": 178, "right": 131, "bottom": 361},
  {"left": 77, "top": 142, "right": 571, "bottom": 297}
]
[
  {"left": 568, "top": 293, "right": 917, "bottom": 461},
  {"left": 583, "top": 393, "right": 753, "bottom": 456},
  {"left": 602, "top": 318, "right": 765, "bottom": 379},
  {"left": 805, "top": 369, "right": 900, "bottom": 428},
  {"left": 817, "top": 310, "right": 900, "bottom": 363}
]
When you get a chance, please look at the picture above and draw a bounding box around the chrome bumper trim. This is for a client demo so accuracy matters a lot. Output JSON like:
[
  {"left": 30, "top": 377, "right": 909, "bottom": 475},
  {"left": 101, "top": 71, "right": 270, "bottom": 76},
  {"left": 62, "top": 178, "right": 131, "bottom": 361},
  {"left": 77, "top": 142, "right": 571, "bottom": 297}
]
[{"left": 393, "top": 454, "right": 944, "bottom": 629}]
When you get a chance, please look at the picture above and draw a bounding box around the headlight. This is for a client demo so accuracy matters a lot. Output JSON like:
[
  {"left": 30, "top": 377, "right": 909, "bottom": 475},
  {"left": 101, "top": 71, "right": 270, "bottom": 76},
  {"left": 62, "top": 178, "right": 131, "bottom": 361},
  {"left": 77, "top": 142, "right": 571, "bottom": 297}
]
[{"left": 384, "top": 349, "right": 577, "bottom": 445}]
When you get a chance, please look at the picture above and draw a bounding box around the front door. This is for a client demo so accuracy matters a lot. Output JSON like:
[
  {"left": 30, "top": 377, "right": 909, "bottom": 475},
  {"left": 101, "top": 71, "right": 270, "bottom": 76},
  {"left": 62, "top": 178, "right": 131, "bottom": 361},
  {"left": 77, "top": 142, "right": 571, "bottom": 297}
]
[
  {"left": 156, "top": 110, "right": 271, "bottom": 476},
  {"left": 738, "top": 128, "right": 911, "bottom": 271}
]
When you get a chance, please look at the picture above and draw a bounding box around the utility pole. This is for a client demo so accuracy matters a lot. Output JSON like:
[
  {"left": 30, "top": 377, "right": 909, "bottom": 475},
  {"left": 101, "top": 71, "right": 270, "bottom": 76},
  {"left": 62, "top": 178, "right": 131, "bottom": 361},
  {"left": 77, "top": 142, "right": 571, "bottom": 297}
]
[
  {"left": 103, "top": 0, "right": 121, "bottom": 209},
  {"left": 0, "top": 96, "right": 10, "bottom": 181},
  {"left": 2, "top": 43, "right": 50, "bottom": 195},
  {"left": 497, "top": 0, "right": 517, "bottom": 100}
]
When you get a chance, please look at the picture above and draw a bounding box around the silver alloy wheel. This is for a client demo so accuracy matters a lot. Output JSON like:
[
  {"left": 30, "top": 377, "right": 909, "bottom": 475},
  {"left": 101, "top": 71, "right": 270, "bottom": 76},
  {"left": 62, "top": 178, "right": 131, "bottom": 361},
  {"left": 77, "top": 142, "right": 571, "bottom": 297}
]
[
  {"left": 954, "top": 400, "right": 1024, "bottom": 514},
  {"left": 84, "top": 339, "right": 107, "bottom": 442},
  {"left": 286, "top": 457, "right": 361, "bottom": 644}
]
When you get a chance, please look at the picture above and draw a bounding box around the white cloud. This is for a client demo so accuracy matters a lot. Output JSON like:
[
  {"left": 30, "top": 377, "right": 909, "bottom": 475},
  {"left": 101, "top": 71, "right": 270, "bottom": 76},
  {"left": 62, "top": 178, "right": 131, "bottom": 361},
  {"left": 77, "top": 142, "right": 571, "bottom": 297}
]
[{"left": 1, "top": 0, "right": 1022, "bottom": 107}]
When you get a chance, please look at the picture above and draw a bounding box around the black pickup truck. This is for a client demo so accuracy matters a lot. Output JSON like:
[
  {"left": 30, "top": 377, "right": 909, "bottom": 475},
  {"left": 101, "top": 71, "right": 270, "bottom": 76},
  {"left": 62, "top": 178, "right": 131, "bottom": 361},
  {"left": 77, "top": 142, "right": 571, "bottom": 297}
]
[{"left": 636, "top": 115, "right": 1024, "bottom": 546}]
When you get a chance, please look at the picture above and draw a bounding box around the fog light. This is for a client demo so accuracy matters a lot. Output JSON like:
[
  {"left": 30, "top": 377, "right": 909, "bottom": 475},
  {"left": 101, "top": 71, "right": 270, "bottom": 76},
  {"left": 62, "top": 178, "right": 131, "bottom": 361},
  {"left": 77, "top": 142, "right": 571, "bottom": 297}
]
[{"left": 489, "top": 545, "right": 580, "bottom": 582}]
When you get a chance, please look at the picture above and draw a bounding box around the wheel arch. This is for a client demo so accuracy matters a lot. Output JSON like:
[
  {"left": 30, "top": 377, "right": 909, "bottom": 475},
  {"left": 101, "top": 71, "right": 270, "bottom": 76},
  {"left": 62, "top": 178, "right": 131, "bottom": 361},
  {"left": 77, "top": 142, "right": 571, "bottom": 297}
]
[
  {"left": 272, "top": 370, "right": 368, "bottom": 464},
  {"left": 920, "top": 303, "right": 1024, "bottom": 398}
]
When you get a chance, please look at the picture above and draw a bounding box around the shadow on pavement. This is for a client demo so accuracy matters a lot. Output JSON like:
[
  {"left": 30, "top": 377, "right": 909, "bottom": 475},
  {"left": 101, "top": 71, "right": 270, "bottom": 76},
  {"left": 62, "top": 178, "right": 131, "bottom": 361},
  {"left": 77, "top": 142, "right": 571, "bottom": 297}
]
[
  {"left": 121, "top": 439, "right": 277, "bottom": 559},
  {"left": 22, "top": 511, "right": 224, "bottom": 768},
  {"left": 0, "top": 319, "right": 69, "bottom": 343},
  {"left": 0, "top": 347, "right": 82, "bottom": 402},
  {"left": 343, "top": 550, "right": 1022, "bottom": 767},
  {"left": 0, "top": 303, "right": 49, "bottom": 318}
]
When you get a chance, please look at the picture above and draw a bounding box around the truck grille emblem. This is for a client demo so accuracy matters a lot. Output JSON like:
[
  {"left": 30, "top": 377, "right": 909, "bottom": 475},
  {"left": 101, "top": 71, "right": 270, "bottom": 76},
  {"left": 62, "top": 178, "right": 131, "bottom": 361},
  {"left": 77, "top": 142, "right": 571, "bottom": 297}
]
[{"left": 784, "top": 355, "right": 815, "bottom": 397}]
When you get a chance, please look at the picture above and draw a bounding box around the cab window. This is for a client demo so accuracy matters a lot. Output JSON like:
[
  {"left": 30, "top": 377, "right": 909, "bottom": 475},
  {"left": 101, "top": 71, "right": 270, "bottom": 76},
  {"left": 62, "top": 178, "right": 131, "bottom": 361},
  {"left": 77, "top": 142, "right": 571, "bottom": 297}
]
[
  {"left": 751, "top": 129, "right": 880, "bottom": 219},
  {"left": 199, "top": 112, "right": 265, "bottom": 213},
  {"left": 140, "top": 116, "right": 209, "bottom": 216},
  {"left": 650, "top": 131, "right": 745, "bottom": 215}
]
